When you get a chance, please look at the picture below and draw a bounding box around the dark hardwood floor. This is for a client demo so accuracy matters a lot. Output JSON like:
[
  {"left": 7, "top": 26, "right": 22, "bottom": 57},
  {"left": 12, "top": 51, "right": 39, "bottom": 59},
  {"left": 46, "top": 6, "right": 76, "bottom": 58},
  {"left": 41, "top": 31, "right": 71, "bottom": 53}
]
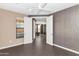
[{"left": 0, "top": 34, "right": 78, "bottom": 56}]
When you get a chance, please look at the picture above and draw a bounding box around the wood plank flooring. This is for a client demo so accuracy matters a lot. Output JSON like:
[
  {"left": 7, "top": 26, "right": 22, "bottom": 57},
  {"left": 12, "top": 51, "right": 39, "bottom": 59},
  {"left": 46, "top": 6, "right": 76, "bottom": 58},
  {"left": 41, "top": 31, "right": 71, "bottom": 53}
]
[{"left": 0, "top": 34, "right": 78, "bottom": 56}]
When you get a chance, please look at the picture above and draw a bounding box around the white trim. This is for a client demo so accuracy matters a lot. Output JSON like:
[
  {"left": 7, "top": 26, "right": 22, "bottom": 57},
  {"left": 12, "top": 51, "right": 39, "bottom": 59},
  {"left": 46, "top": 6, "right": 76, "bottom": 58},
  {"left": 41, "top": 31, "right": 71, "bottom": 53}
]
[
  {"left": 0, "top": 43, "right": 23, "bottom": 50},
  {"left": 24, "top": 41, "right": 32, "bottom": 44},
  {"left": 47, "top": 43, "right": 53, "bottom": 46},
  {"left": 53, "top": 44, "right": 79, "bottom": 54}
]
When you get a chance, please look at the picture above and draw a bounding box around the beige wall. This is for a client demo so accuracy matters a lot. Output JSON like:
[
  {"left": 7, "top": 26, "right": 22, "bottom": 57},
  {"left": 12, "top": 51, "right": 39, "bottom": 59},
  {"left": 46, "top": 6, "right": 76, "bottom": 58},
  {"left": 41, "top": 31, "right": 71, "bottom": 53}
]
[
  {"left": 0, "top": 8, "right": 26, "bottom": 49},
  {"left": 53, "top": 5, "right": 79, "bottom": 51}
]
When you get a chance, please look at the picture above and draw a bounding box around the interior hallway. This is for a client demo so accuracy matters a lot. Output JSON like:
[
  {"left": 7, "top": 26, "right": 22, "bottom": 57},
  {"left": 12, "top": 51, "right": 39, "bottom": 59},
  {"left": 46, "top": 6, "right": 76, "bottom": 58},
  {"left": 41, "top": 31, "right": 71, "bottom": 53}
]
[{"left": 0, "top": 34, "right": 78, "bottom": 56}]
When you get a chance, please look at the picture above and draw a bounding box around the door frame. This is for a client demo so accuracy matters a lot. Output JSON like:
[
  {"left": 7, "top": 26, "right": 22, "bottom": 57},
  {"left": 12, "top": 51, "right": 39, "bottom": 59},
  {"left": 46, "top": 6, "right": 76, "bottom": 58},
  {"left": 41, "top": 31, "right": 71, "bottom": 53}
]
[
  {"left": 46, "top": 15, "right": 53, "bottom": 45},
  {"left": 30, "top": 16, "right": 53, "bottom": 45}
]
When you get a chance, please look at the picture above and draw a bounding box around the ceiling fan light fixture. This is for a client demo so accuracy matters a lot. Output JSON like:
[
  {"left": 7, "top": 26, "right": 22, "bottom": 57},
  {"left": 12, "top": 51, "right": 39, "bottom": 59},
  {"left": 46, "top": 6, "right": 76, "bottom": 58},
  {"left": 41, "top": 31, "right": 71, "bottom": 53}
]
[
  {"left": 38, "top": 3, "right": 47, "bottom": 9},
  {"left": 38, "top": 3, "right": 42, "bottom": 9}
]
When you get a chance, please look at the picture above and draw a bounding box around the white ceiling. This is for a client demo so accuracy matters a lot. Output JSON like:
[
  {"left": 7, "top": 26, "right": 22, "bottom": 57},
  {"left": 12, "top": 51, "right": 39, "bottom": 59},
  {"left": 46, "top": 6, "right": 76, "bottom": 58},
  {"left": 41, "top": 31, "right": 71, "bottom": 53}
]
[{"left": 0, "top": 3, "right": 78, "bottom": 15}]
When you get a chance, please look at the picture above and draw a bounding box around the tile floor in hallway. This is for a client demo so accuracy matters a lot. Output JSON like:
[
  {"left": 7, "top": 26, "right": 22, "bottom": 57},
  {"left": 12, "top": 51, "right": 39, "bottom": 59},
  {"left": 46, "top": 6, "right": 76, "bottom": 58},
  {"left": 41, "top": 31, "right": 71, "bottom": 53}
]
[{"left": 0, "top": 34, "right": 78, "bottom": 56}]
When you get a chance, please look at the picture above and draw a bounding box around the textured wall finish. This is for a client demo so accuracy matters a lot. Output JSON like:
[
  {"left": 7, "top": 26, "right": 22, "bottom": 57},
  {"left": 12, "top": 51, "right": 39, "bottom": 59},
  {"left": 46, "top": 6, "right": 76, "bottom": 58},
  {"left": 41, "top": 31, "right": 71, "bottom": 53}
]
[
  {"left": 53, "top": 5, "right": 79, "bottom": 51},
  {"left": 0, "top": 8, "right": 26, "bottom": 49}
]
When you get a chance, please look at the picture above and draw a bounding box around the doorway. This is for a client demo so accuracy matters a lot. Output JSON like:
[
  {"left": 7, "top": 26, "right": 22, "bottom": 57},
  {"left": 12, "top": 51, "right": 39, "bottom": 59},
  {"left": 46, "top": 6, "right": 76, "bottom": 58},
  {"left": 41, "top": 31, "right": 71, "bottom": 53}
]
[
  {"left": 36, "top": 24, "right": 46, "bottom": 36},
  {"left": 32, "top": 17, "right": 46, "bottom": 45},
  {"left": 24, "top": 16, "right": 53, "bottom": 45}
]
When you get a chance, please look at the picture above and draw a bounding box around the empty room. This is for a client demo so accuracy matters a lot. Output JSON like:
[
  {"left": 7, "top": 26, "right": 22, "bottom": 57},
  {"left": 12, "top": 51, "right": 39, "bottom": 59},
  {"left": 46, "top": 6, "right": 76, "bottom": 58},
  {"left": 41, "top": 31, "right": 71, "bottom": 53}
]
[{"left": 0, "top": 3, "right": 79, "bottom": 56}]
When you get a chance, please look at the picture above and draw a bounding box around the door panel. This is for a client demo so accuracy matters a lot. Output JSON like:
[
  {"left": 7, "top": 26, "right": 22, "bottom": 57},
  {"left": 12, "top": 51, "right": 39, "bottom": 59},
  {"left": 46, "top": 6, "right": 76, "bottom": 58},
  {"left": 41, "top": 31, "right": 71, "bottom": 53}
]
[
  {"left": 24, "top": 17, "right": 32, "bottom": 44},
  {"left": 46, "top": 15, "right": 53, "bottom": 45}
]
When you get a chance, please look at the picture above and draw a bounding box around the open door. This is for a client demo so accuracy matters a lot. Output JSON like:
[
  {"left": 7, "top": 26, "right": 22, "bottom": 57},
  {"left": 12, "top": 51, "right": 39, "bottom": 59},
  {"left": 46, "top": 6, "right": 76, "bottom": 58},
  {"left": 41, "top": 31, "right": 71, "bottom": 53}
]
[
  {"left": 24, "top": 17, "right": 32, "bottom": 44},
  {"left": 46, "top": 15, "right": 53, "bottom": 45}
]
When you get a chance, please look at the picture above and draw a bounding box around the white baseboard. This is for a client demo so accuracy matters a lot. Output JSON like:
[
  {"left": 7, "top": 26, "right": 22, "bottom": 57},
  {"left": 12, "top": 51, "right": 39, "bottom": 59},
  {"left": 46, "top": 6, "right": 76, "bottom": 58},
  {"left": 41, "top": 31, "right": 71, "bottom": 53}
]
[
  {"left": 24, "top": 41, "right": 32, "bottom": 44},
  {"left": 46, "top": 41, "right": 53, "bottom": 46},
  {"left": 53, "top": 44, "right": 79, "bottom": 54},
  {"left": 0, "top": 43, "right": 23, "bottom": 50},
  {"left": 47, "top": 43, "right": 53, "bottom": 46}
]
